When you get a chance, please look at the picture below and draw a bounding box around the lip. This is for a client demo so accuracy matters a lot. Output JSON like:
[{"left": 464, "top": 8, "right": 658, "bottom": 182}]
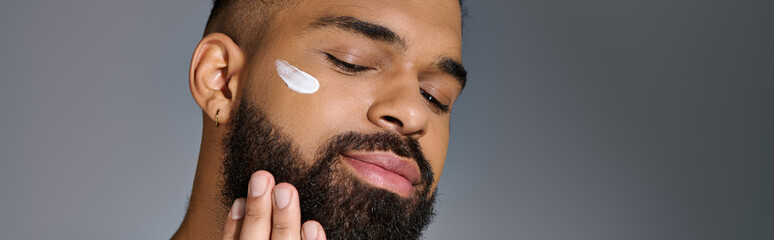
[{"left": 341, "top": 151, "right": 422, "bottom": 196}]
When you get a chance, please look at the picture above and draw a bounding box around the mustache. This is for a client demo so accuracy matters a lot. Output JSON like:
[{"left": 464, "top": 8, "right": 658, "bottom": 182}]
[{"left": 315, "top": 131, "right": 435, "bottom": 187}]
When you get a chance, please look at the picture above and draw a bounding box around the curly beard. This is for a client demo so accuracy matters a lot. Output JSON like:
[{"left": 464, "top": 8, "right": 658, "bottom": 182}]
[{"left": 220, "top": 99, "right": 437, "bottom": 240}]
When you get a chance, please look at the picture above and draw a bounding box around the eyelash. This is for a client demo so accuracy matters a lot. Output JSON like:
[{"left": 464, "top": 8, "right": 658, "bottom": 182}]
[
  {"left": 325, "top": 53, "right": 371, "bottom": 73},
  {"left": 421, "top": 89, "right": 450, "bottom": 113},
  {"left": 324, "top": 52, "right": 450, "bottom": 113}
]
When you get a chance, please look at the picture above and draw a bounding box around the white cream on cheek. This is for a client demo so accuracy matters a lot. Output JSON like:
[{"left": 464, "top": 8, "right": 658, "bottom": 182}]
[{"left": 274, "top": 59, "right": 320, "bottom": 94}]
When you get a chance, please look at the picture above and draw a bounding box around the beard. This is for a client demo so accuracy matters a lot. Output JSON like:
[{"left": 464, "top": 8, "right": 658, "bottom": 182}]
[{"left": 221, "top": 99, "right": 437, "bottom": 240}]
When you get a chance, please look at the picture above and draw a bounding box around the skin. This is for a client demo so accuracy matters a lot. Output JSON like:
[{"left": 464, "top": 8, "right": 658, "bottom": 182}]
[{"left": 173, "top": 0, "right": 464, "bottom": 239}]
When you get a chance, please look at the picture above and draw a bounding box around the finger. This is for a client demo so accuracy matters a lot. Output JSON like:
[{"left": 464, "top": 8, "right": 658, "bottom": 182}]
[
  {"left": 222, "top": 198, "right": 246, "bottom": 240},
  {"left": 318, "top": 225, "right": 327, "bottom": 240},
  {"left": 239, "top": 171, "right": 276, "bottom": 239},
  {"left": 301, "top": 221, "right": 326, "bottom": 240},
  {"left": 317, "top": 222, "right": 327, "bottom": 240},
  {"left": 271, "top": 183, "right": 302, "bottom": 240}
]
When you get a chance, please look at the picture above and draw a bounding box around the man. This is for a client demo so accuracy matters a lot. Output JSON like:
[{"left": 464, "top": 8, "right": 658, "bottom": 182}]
[{"left": 173, "top": 0, "right": 467, "bottom": 239}]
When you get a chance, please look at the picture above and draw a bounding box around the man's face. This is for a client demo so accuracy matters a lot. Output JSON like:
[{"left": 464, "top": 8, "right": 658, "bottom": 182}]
[
  {"left": 241, "top": 0, "right": 463, "bottom": 194},
  {"left": 221, "top": 0, "right": 463, "bottom": 238}
]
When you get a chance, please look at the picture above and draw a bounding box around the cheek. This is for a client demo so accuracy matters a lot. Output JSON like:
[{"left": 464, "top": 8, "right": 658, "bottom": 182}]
[
  {"left": 251, "top": 71, "right": 373, "bottom": 163},
  {"left": 421, "top": 118, "right": 450, "bottom": 185}
]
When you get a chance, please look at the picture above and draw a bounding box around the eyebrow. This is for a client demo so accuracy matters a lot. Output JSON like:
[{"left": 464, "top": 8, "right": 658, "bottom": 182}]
[
  {"left": 308, "top": 16, "right": 407, "bottom": 51},
  {"left": 437, "top": 57, "right": 468, "bottom": 89},
  {"left": 308, "top": 15, "right": 467, "bottom": 89}
]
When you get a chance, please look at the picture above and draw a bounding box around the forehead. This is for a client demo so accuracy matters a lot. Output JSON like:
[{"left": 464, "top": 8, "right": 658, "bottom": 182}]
[{"left": 271, "top": 0, "right": 463, "bottom": 56}]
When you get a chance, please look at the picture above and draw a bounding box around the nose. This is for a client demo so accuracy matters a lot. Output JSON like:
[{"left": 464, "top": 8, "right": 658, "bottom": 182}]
[{"left": 367, "top": 81, "right": 429, "bottom": 139}]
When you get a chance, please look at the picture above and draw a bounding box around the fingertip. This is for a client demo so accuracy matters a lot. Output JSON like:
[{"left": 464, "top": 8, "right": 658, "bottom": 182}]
[
  {"left": 249, "top": 173, "right": 270, "bottom": 198},
  {"left": 222, "top": 198, "right": 245, "bottom": 240},
  {"left": 274, "top": 181, "right": 296, "bottom": 189},
  {"left": 302, "top": 221, "right": 322, "bottom": 240},
  {"left": 230, "top": 198, "right": 246, "bottom": 220},
  {"left": 273, "top": 183, "right": 294, "bottom": 209},
  {"left": 317, "top": 222, "right": 327, "bottom": 240},
  {"left": 269, "top": 182, "right": 302, "bottom": 238},
  {"left": 254, "top": 170, "right": 275, "bottom": 182}
]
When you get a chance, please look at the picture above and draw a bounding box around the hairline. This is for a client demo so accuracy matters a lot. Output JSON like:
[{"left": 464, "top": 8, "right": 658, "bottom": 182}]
[{"left": 204, "top": 0, "right": 465, "bottom": 51}]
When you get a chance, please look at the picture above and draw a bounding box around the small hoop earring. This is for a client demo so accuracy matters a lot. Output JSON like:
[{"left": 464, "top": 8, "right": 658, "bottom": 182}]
[{"left": 216, "top": 109, "right": 220, "bottom": 127}]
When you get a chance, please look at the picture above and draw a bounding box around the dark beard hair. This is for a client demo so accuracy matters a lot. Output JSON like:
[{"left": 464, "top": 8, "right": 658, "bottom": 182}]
[{"left": 221, "top": 99, "right": 437, "bottom": 240}]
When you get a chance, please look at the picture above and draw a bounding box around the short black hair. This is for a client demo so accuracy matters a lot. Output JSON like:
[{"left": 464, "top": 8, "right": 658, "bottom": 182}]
[
  {"left": 204, "top": 0, "right": 466, "bottom": 51},
  {"left": 203, "top": 0, "right": 289, "bottom": 52}
]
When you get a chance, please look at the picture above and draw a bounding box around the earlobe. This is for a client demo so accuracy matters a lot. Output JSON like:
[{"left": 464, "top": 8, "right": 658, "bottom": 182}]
[{"left": 189, "top": 33, "right": 245, "bottom": 126}]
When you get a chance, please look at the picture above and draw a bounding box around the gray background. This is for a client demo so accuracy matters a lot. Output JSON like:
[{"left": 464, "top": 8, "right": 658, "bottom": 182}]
[{"left": 1, "top": 0, "right": 772, "bottom": 239}]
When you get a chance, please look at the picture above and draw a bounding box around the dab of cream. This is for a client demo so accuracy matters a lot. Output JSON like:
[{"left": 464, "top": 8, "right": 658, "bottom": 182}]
[{"left": 274, "top": 59, "right": 320, "bottom": 94}]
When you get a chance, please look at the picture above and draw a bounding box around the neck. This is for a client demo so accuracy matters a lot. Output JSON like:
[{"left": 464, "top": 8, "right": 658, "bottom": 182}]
[{"left": 173, "top": 119, "right": 227, "bottom": 239}]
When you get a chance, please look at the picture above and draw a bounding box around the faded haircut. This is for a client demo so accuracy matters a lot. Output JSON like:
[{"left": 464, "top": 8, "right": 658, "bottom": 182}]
[
  {"left": 203, "top": 0, "right": 294, "bottom": 52},
  {"left": 203, "top": 0, "right": 466, "bottom": 52}
]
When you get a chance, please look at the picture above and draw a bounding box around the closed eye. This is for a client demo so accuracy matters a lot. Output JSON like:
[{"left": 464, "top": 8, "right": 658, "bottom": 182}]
[
  {"left": 323, "top": 52, "right": 449, "bottom": 113},
  {"left": 324, "top": 53, "right": 372, "bottom": 73},
  {"left": 421, "top": 89, "right": 450, "bottom": 113}
]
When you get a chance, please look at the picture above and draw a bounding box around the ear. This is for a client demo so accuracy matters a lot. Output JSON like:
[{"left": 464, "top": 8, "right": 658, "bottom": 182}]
[{"left": 189, "top": 33, "right": 245, "bottom": 127}]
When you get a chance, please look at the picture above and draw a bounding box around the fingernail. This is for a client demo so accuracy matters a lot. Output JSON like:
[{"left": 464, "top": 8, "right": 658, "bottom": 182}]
[
  {"left": 273, "top": 185, "right": 292, "bottom": 209},
  {"left": 231, "top": 198, "right": 245, "bottom": 220},
  {"left": 303, "top": 222, "right": 319, "bottom": 240},
  {"left": 249, "top": 173, "right": 269, "bottom": 197}
]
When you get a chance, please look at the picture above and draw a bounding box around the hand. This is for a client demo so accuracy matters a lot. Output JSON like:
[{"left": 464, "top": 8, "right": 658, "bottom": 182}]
[{"left": 222, "top": 170, "right": 327, "bottom": 240}]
